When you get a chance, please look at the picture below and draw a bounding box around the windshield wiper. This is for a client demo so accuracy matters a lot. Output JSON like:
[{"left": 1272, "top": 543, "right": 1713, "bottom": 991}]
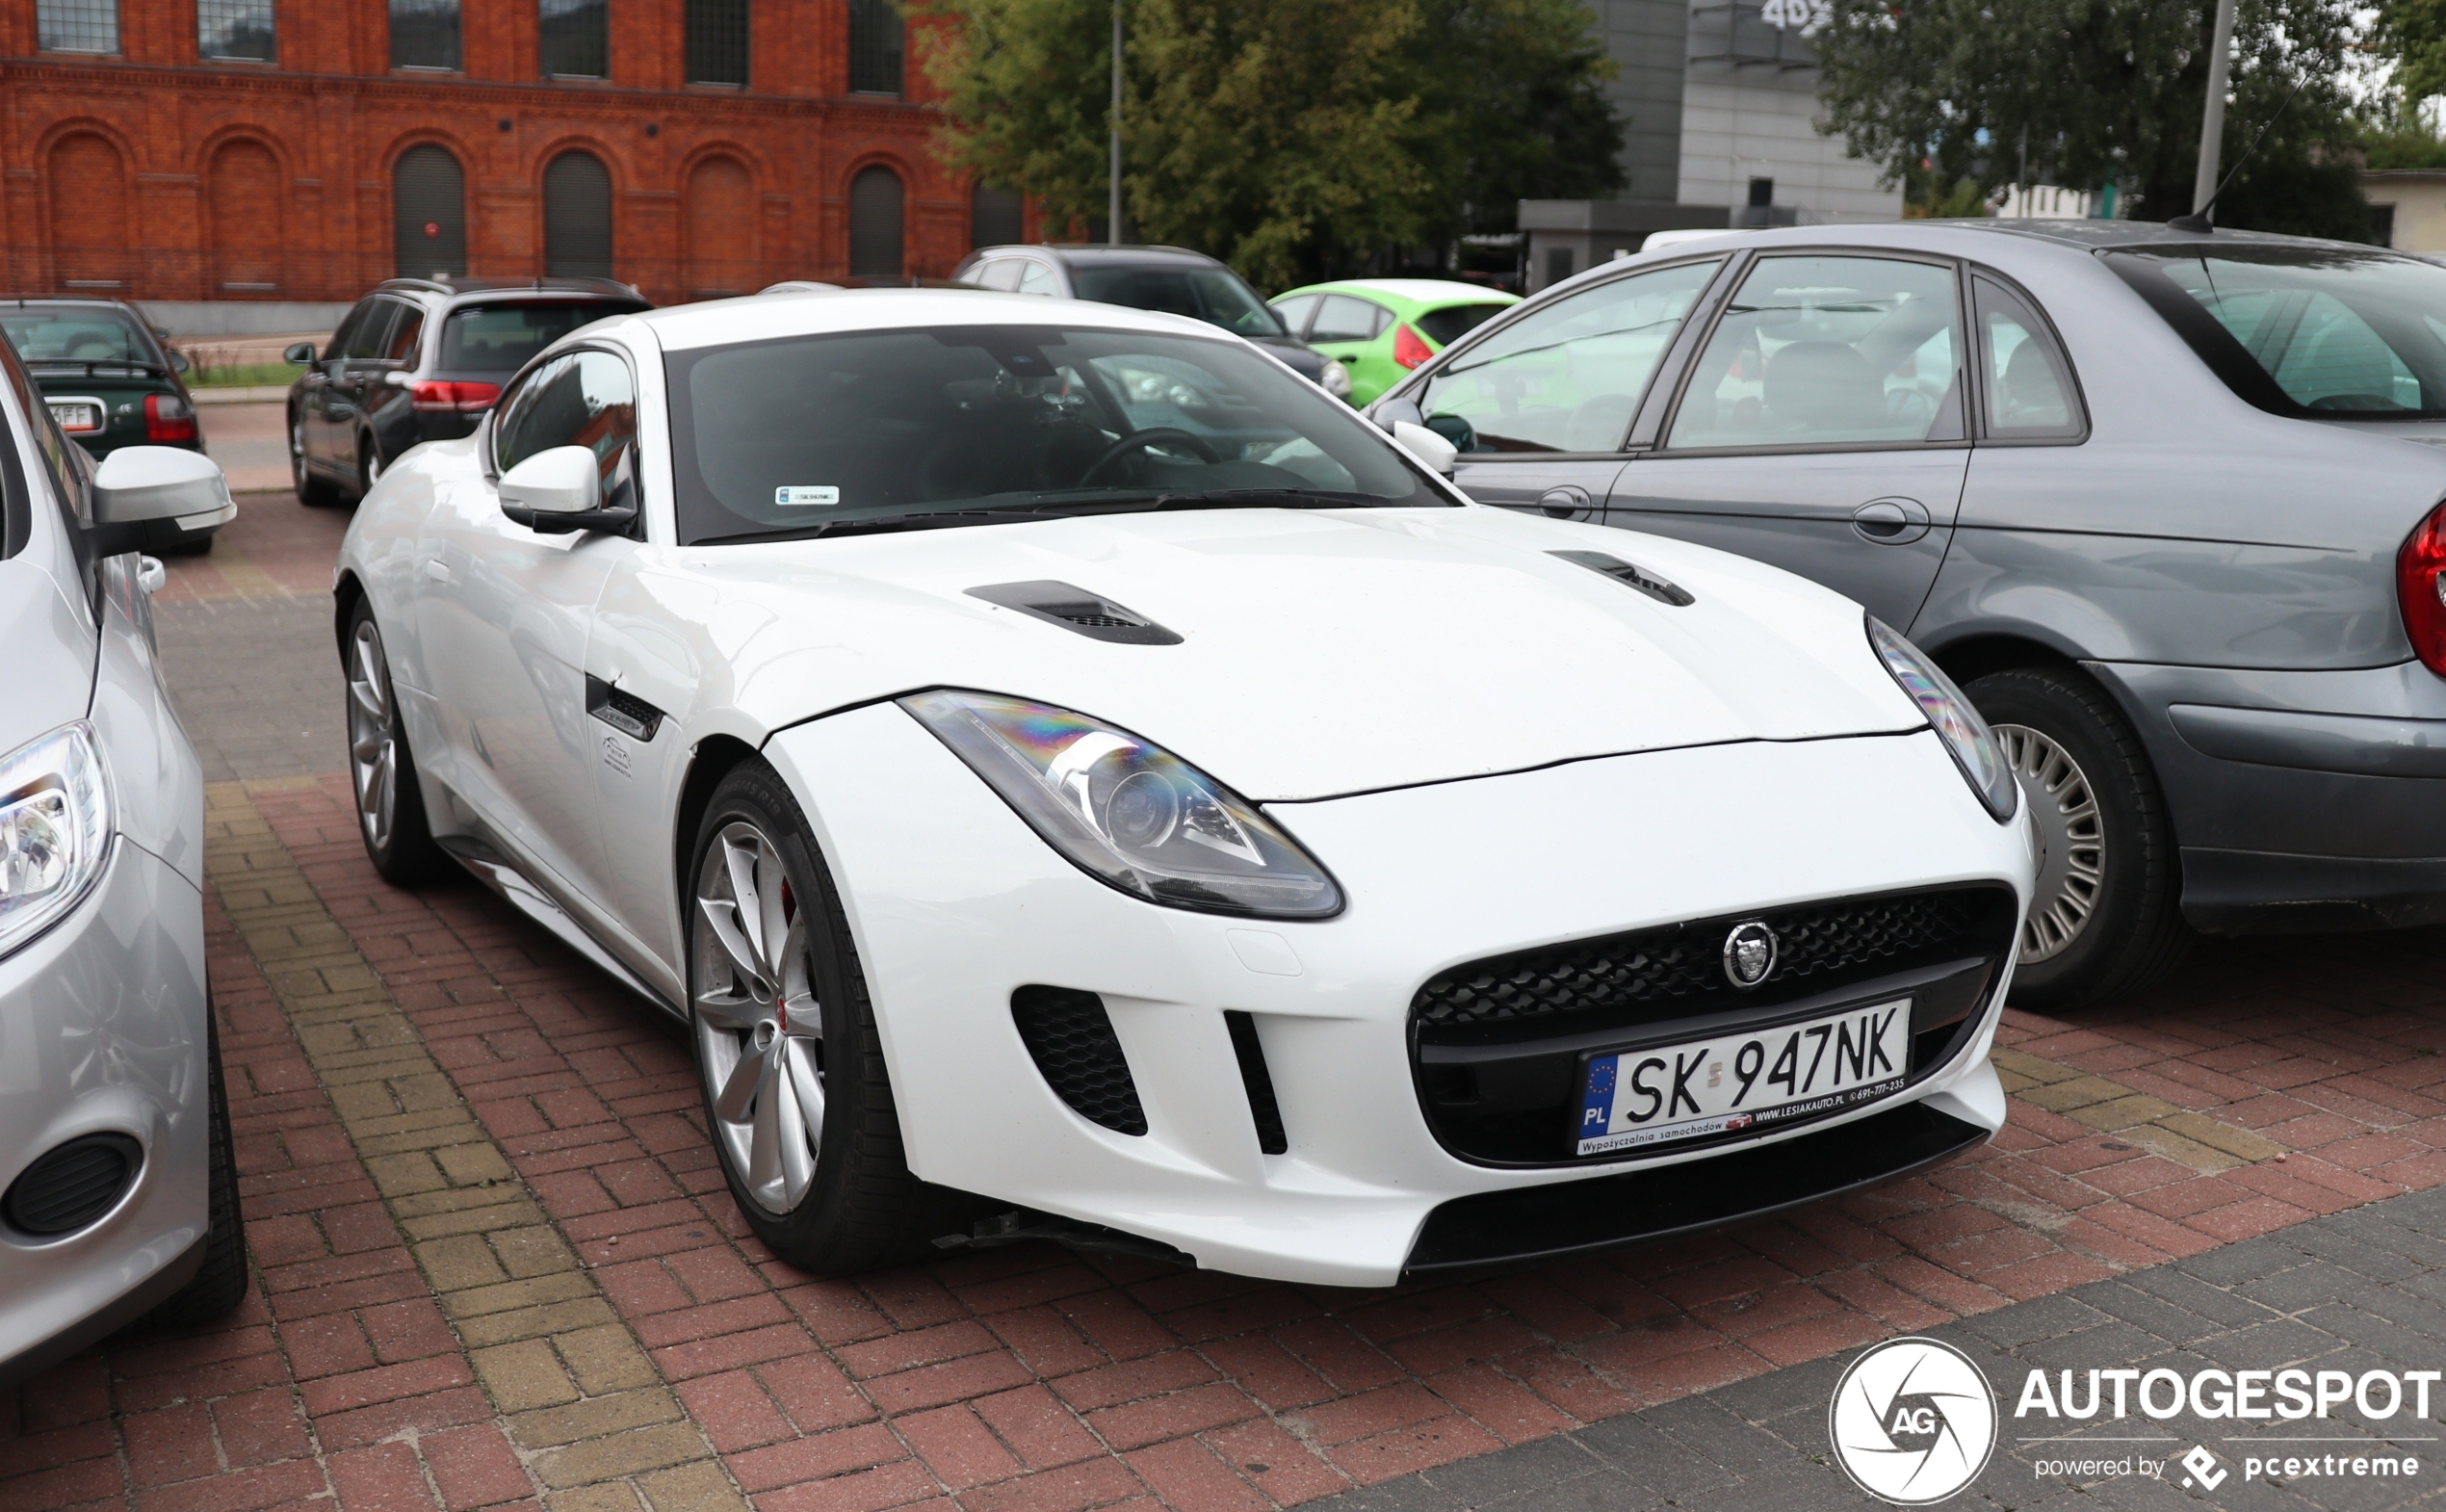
[{"left": 696, "top": 490, "right": 1394, "bottom": 547}]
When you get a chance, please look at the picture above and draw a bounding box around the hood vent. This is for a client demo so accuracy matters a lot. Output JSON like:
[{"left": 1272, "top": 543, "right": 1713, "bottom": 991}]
[
  {"left": 1549, "top": 550, "right": 1694, "bottom": 608},
  {"left": 966, "top": 580, "right": 1184, "bottom": 644}
]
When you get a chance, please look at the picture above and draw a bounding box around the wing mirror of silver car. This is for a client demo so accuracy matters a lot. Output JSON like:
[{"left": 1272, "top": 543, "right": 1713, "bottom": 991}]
[
  {"left": 90, "top": 446, "right": 236, "bottom": 555},
  {"left": 285, "top": 342, "right": 318, "bottom": 365},
  {"left": 1389, "top": 420, "right": 1458, "bottom": 476},
  {"left": 498, "top": 444, "right": 635, "bottom": 535}
]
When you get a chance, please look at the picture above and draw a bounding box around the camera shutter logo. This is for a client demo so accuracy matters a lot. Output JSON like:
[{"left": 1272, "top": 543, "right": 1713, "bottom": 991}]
[{"left": 1829, "top": 1337, "right": 1997, "bottom": 1504}]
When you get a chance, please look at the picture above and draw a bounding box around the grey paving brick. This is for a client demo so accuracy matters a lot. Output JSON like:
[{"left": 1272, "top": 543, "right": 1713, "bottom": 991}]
[
  {"left": 2087, "top": 1280, "right": 2242, "bottom": 1347},
  {"left": 1421, "top": 1434, "right": 1606, "bottom": 1505},
  {"left": 1960, "top": 1293, "right": 2118, "bottom": 1349},
  {"left": 2188, "top": 1241, "right": 2319, "bottom": 1289},
  {"left": 2242, "top": 1262, "right": 2391, "bottom": 1315},
  {"left": 1305, "top": 1474, "right": 1465, "bottom": 1512},
  {"left": 1710, "top": 1353, "right": 1848, "bottom": 1425},
  {"left": 2212, "top": 1318, "right": 2355, "bottom": 1369},
  {"left": 2296, "top": 1226, "right": 2436, "bottom": 1284},
  {"left": 2127, "top": 1266, "right": 2290, "bottom": 1328},
  {"left": 1476, "top": 1469, "right": 1655, "bottom": 1512},
  {"left": 2017, "top": 1319, "right": 2183, "bottom": 1372},
  {"left": 156, "top": 593, "right": 345, "bottom": 782}
]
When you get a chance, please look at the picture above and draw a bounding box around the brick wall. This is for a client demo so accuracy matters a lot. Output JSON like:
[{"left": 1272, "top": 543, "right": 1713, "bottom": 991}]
[{"left": 0, "top": 0, "right": 985, "bottom": 305}]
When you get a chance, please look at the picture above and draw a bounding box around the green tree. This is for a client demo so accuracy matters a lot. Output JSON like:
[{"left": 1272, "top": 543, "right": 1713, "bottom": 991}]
[
  {"left": 1810, "top": 0, "right": 2375, "bottom": 240},
  {"left": 913, "top": 0, "right": 1626, "bottom": 288}
]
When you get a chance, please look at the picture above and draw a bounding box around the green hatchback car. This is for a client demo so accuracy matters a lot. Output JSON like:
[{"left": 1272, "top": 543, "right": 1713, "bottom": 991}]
[
  {"left": 1268, "top": 278, "right": 1519, "bottom": 405},
  {"left": 0, "top": 298, "right": 218, "bottom": 553}
]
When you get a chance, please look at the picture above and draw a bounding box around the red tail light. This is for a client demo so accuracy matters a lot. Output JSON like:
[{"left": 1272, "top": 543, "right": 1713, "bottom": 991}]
[
  {"left": 1392, "top": 323, "right": 1435, "bottom": 370},
  {"left": 408, "top": 379, "right": 502, "bottom": 413},
  {"left": 2403, "top": 501, "right": 2446, "bottom": 676},
  {"left": 143, "top": 393, "right": 197, "bottom": 443}
]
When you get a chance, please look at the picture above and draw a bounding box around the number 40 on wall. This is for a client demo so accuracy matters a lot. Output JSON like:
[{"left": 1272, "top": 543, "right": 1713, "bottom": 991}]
[{"left": 1758, "top": 0, "right": 1832, "bottom": 32}]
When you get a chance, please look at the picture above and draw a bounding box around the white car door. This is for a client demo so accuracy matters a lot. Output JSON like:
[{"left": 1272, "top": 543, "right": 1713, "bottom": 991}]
[{"left": 413, "top": 348, "right": 640, "bottom": 907}]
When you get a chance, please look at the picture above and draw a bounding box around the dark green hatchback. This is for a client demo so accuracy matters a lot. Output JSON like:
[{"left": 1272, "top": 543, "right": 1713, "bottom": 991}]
[{"left": 0, "top": 298, "right": 219, "bottom": 553}]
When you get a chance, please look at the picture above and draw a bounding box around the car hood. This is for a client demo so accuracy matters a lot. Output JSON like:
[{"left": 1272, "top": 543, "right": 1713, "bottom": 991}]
[
  {"left": 0, "top": 555, "right": 96, "bottom": 760},
  {"left": 616, "top": 505, "right": 1926, "bottom": 802}
]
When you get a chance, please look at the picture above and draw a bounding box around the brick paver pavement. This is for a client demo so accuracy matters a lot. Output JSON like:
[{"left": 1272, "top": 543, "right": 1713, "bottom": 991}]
[{"left": 9, "top": 489, "right": 2446, "bottom": 1511}]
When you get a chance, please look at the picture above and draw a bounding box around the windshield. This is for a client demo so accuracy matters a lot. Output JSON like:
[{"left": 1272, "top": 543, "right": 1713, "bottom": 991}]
[
  {"left": 1070, "top": 266, "right": 1288, "bottom": 338},
  {"left": 664, "top": 324, "right": 1444, "bottom": 545},
  {"left": 440, "top": 300, "right": 641, "bottom": 372},
  {"left": 2111, "top": 247, "right": 2446, "bottom": 419},
  {"left": 0, "top": 307, "right": 156, "bottom": 368}
]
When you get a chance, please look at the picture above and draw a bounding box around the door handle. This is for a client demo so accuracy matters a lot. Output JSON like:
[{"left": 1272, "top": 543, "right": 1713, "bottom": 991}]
[
  {"left": 1851, "top": 498, "right": 1931, "bottom": 545},
  {"left": 1539, "top": 485, "right": 1595, "bottom": 521},
  {"left": 423, "top": 559, "right": 452, "bottom": 584}
]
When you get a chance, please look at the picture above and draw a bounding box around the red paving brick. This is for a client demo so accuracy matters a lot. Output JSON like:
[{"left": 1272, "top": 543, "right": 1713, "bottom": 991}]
[{"left": 12, "top": 749, "right": 2446, "bottom": 1511}]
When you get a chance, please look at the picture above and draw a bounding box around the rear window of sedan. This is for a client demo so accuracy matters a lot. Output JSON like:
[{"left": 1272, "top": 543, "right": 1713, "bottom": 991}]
[
  {"left": 2109, "top": 246, "right": 2446, "bottom": 418},
  {"left": 1415, "top": 303, "right": 1510, "bottom": 347},
  {"left": 0, "top": 307, "right": 157, "bottom": 369},
  {"left": 663, "top": 323, "right": 1443, "bottom": 544},
  {"left": 1069, "top": 266, "right": 1288, "bottom": 339},
  {"left": 439, "top": 300, "right": 643, "bottom": 372}
]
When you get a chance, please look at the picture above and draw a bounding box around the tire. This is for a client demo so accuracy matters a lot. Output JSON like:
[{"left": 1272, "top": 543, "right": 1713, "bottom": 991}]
[
  {"left": 344, "top": 600, "right": 450, "bottom": 884},
  {"left": 144, "top": 1005, "right": 248, "bottom": 1327},
  {"left": 1967, "top": 665, "right": 2191, "bottom": 1012},
  {"left": 686, "top": 761, "right": 960, "bottom": 1271},
  {"left": 355, "top": 435, "right": 382, "bottom": 504},
  {"left": 293, "top": 412, "right": 339, "bottom": 508}
]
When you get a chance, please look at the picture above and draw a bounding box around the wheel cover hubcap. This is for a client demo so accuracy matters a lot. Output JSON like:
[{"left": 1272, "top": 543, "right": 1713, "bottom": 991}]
[
  {"left": 347, "top": 622, "right": 397, "bottom": 850},
  {"left": 1996, "top": 722, "right": 2104, "bottom": 964},
  {"left": 691, "top": 821, "right": 823, "bottom": 1214}
]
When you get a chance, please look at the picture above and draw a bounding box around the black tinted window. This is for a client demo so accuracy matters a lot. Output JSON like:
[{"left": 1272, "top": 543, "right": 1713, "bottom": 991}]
[
  {"left": 343, "top": 301, "right": 401, "bottom": 360},
  {"left": 1416, "top": 302, "right": 1509, "bottom": 347},
  {"left": 1071, "top": 265, "right": 1285, "bottom": 338},
  {"left": 664, "top": 324, "right": 1442, "bottom": 545},
  {"left": 441, "top": 300, "right": 638, "bottom": 372},
  {"left": 494, "top": 349, "right": 638, "bottom": 511}
]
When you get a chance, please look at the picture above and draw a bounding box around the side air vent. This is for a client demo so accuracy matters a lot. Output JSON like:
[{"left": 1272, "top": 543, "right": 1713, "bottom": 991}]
[
  {"left": 5, "top": 1134, "right": 142, "bottom": 1237},
  {"left": 1549, "top": 550, "right": 1694, "bottom": 607},
  {"left": 1224, "top": 1011, "right": 1288, "bottom": 1154},
  {"left": 1011, "top": 986, "right": 1149, "bottom": 1135},
  {"left": 967, "top": 581, "right": 1184, "bottom": 645},
  {"left": 585, "top": 675, "right": 666, "bottom": 740}
]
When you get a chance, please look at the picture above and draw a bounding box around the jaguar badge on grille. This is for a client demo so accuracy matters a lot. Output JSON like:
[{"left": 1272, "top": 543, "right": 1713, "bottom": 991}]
[{"left": 1721, "top": 921, "right": 1777, "bottom": 988}]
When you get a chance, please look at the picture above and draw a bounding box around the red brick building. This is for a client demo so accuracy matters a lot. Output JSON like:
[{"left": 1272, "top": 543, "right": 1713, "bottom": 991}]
[{"left": 0, "top": 0, "right": 1026, "bottom": 305}]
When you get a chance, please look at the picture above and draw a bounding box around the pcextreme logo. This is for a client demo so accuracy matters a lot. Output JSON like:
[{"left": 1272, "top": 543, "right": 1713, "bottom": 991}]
[{"left": 1829, "top": 1338, "right": 1998, "bottom": 1504}]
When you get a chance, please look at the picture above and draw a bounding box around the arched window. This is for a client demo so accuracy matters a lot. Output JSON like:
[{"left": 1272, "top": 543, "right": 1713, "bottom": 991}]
[
  {"left": 970, "top": 184, "right": 1023, "bottom": 249},
  {"left": 685, "top": 156, "right": 755, "bottom": 297},
  {"left": 47, "top": 134, "right": 130, "bottom": 291},
  {"left": 394, "top": 144, "right": 467, "bottom": 278},
  {"left": 847, "top": 165, "right": 902, "bottom": 279},
  {"left": 544, "top": 150, "right": 614, "bottom": 278},
  {"left": 847, "top": 0, "right": 900, "bottom": 94},
  {"left": 209, "top": 140, "right": 284, "bottom": 294}
]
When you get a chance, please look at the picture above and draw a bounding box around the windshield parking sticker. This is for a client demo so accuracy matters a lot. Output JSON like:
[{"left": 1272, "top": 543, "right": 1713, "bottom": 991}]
[{"left": 774, "top": 485, "right": 842, "bottom": 507}]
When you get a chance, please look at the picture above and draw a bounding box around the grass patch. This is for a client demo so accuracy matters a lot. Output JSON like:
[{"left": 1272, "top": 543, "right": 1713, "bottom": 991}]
[{"left": 189, "top": 362, "right": 300, "bottom": 389}]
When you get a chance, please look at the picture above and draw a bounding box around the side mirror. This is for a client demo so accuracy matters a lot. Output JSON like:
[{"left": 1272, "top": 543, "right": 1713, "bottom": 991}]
[
  {"left": 1389, "top": 420, "right": 1458, "bottom": 477},
  {"left": 1372, "top": 397, "right": 1424, "bottom": 432},
  {"left": 169, "top": 352, "right": 192, "bottom": 374},
  {"left": 381, "top": 369, "right": 411, "bottom": 387},
  {"left": 284, "top": 342, "right": 317, "bottom": 365},
  {"left": 91, "top": 446, "right": 235, "bottom": 555},
  {"left": 498, "top": 444, "right": 632, "bottom": 534}
]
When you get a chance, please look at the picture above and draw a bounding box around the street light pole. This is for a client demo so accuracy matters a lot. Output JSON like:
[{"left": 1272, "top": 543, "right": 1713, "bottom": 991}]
[
  {"left": 1108, "top": 0, "right": 1124, "bottom": 245},
  {"left": 2192, "top": 0, "right": 2239, "bottom": 216}
]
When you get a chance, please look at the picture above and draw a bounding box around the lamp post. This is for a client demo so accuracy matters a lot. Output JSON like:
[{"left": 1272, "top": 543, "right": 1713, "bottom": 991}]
[
  {"left": 1108, "top": 0, "right": 1124, "bottom": 245},
  {"left": 2191, "top": 0, "right": 2239, "bottom": 217}
]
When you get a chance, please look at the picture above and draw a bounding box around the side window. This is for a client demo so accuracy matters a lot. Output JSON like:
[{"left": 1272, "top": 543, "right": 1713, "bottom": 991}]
[
  {"left": 493, "top": 349, "right": 639, "bottom": 510},
  {"left": 1421, "top": 257, "right": 1723, "bottom": 454},
  {"left": 1667, "top": 255, "right": 1964, "bottom": 450},
  {"left": 344, "top": 300, "right": 403, "bottom": 361},
  {"left": 1310, "top": 295, "right": 1387, "bottom": 343},
  {"left": 1271, "top": 294, "right": 1320, "bottom": 339},
  {"left": 1972, "top": 278, "right": 2081, "bottom": 439},
  {"left": 4, "top": 341, "right": 89, "bottom": 537},
  {"left": 1016, "top": 261, "right": 1060, "bottom": 297},
  {"left": 384, "top": 303, "right": 427, "bottom": 365},
  {"left": 324, "top": 301, "right": 375, "bottom": 361},
  {"left": 973, "top": 259, "right": 1022, "bottom": 291}
]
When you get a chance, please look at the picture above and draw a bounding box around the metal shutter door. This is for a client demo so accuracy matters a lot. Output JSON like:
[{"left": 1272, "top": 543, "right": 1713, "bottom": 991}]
[
  {"left": 848, "top": 166, "right": 902, "bottom": 278},
  {"left": 393, "top": 144, "right": 467, "bottom": 278}
]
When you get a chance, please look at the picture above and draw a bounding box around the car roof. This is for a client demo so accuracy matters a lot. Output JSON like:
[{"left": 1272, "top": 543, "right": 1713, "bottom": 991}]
[
  {"left": 982, "top": 244, "right": 1228, "bottom": 270},
  {"left": 1282, "top": 278, "right": 1519, "bottom": 307},
  {"left": 0, "top": 297, "right": 149, "bottom": 314},
  {"left": 633, "top": 287, "right": 1248, "bottom": 352},
  {"left": 375, "top": 275, "right": 646, "bottom": 302}
]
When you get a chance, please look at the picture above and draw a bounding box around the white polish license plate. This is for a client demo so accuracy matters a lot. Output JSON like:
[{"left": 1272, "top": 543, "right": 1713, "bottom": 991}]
[
  {"left": 50, "top": 402, "right": 100, "bottom": 433},
  {"left": 1574, "top": 998, "right": 1912, "bottom": 1156}
]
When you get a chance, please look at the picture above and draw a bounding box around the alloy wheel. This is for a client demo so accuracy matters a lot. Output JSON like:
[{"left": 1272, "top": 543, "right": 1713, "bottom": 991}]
[
  {"left": 692, "top": 821, "right": 824, "bottom": 1214},
  {"left": 1996, "top": 721, "right": 2104, "bottom": 964},
  {"left": 291, "top": 418, "right": 310, "bottom": 492},
  {"left": 347, "top": 621, "right": 398, "bottom": 851}
]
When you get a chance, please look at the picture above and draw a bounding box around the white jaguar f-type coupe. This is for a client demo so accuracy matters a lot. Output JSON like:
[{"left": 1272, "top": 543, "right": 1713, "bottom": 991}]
[{"left": 333, "top": 290, "right": 2034, "bottom": 1287}]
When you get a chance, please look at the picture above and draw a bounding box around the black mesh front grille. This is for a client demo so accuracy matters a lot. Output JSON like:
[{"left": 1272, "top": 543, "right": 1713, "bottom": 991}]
[
  {"left": 1012, "top": 986, "right": 1148, "bottom": 1136},
  {"left": 1416, "top": 890, "right": 1986, "bottom": 1030},
  {"left": 1411, "top": 885, "right": 2017, "bottom": 1166},
  {"left": 5, "top": 1134, "right": 141, "bottom": 1236}
]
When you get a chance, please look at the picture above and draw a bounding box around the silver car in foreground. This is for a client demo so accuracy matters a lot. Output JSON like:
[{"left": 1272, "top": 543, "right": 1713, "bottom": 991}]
[
  {"left": 0, "top": 331, "right": 245, "bottom": 1386},
  {"left": 1375, "top": 222, "right": 2446, "bottom": 1011}
]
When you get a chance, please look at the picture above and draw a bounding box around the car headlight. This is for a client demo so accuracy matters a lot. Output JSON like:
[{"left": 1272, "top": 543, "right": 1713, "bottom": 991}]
[
  {"left": 1866, "top": 617, "right": 2017, "bottom": 823},
  {"left": 1319, "top": 358, "right": 1353, "bottom": 401},
  {"left": 900, "top": 691, "right": 1343, "bottom": 918},
  {"left": 0, "top": 722, "right": 113, "bottom": 958}
]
